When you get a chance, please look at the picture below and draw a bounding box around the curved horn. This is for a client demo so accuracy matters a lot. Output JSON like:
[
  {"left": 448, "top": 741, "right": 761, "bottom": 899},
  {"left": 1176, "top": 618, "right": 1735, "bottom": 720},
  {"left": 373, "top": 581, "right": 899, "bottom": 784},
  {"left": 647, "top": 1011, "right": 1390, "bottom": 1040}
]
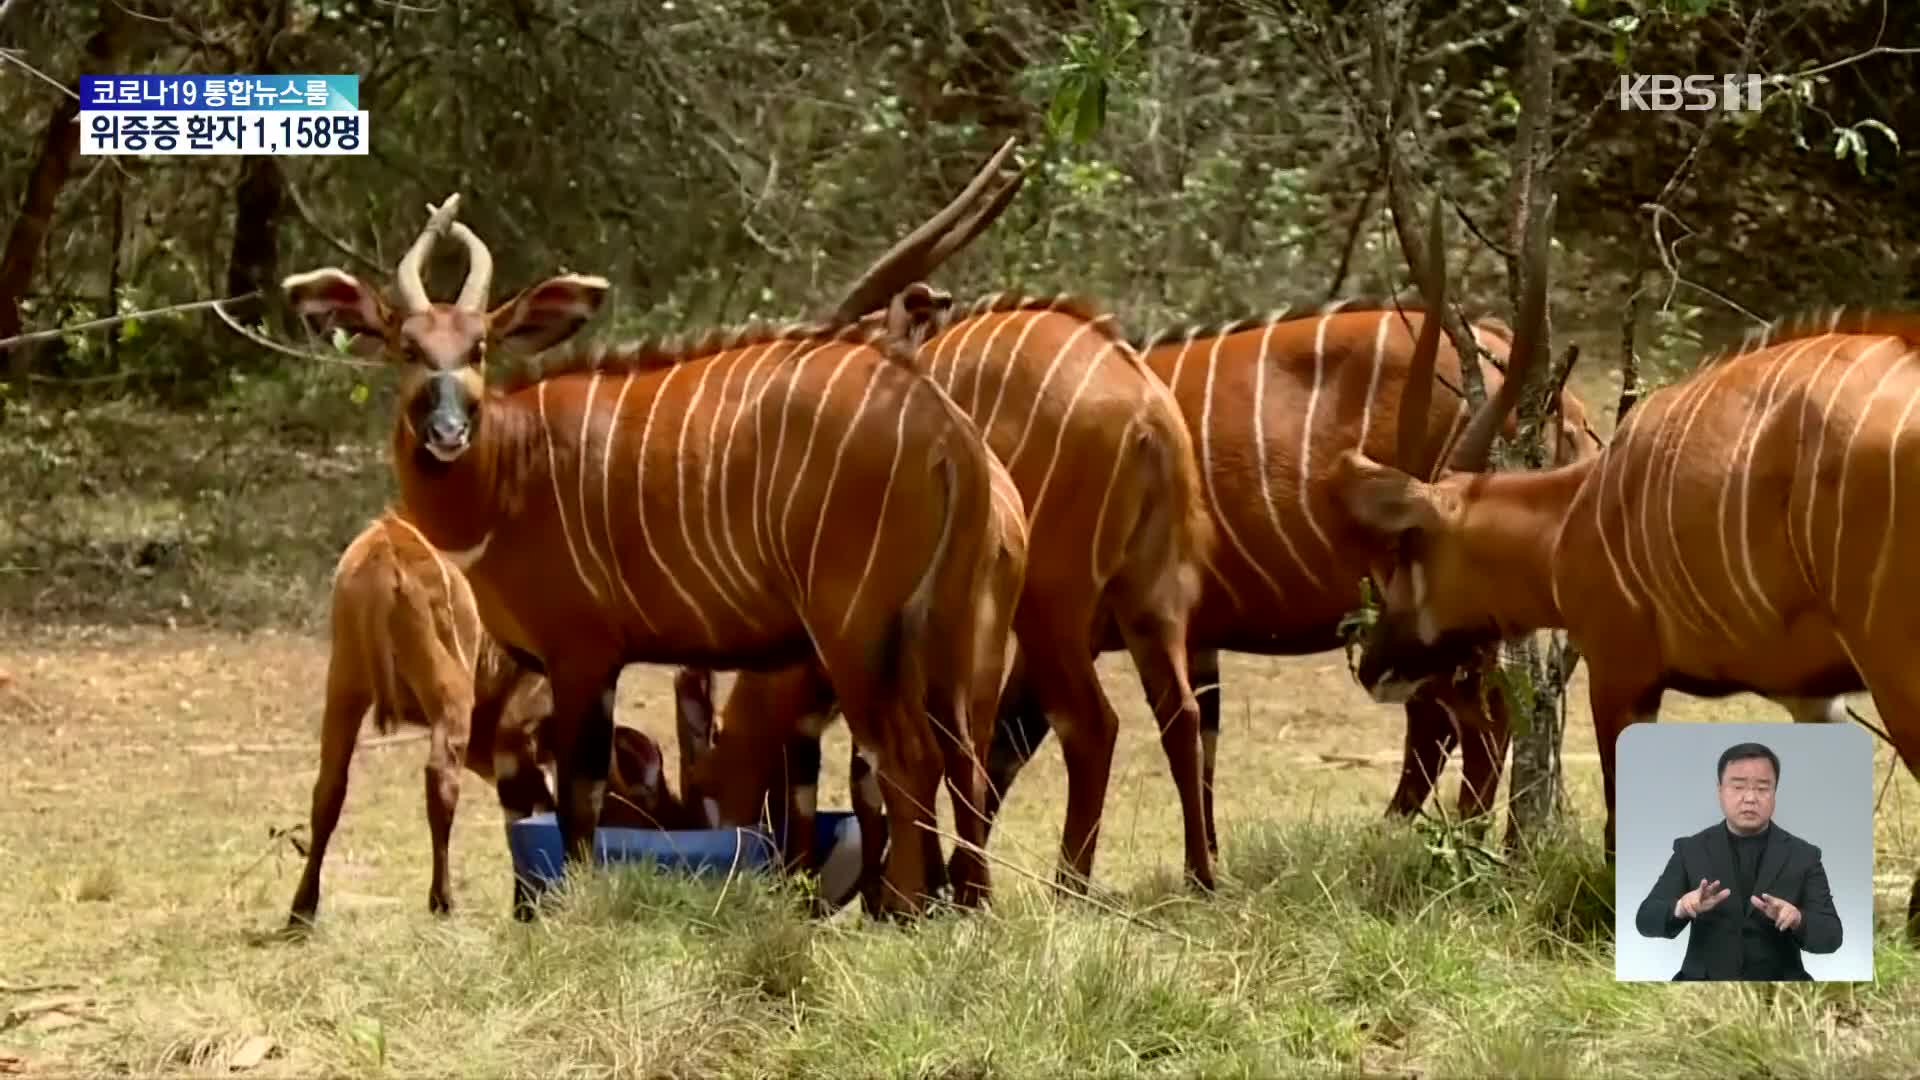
[
  {"left": 1395, "top": 192, "right": 1447, "bottom": 480},
  {"left": 396, "top": 193, "right": 463, "bottom": 314},
  {"left": 1446, "top": 193, "right": 1556, "bottom": 472},
  {"left": 447, "top": 221, "right": 495, "bottom": 313},
  {"left": 830, "top": 135, "right": 1027, "bottom": 323}
]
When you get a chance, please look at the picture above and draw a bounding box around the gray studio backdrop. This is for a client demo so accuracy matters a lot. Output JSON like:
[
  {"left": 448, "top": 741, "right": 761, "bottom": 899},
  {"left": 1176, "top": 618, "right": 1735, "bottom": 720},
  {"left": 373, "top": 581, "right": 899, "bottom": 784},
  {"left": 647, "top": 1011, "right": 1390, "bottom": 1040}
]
[{"left": 1613, "top": 719, "right": 1876, "bottom": 982}]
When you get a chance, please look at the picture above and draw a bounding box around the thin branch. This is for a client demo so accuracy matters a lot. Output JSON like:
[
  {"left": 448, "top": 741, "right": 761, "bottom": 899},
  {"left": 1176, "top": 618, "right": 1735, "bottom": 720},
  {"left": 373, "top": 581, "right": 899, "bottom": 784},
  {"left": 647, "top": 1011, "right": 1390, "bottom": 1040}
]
[
  {"left": 0, "top": 294, "right": 253, "bottom": 351},
  {"left": 281, "top": 173, "right": 383, "bottom": 273},
  {"left": 1323, "top": 161, "right": 1382, "bottom": 302},
  {"left": 1617, "top": 258, "right": 1646, "bottom": 425},
  {"left": 1781, "top": 42, "right": 1920, "bottom": 82},
  {"left": 0, "top": 293, "right": 382, "bottom": 372},
  {"left": 1444, "top": 191, "right": 1511, "bottom": 262},
  {"left": 0, "top": 48, "right": 77, "bottom": 100},
  {"left": 208, "top": 299, "right": 382, "bottom": 369},
  {"left": 1675, "top": 277, "right": 1769, "bottom": 327},
  {"left": 1652, "top": 8, "right": 1768, "bottom": 210}
]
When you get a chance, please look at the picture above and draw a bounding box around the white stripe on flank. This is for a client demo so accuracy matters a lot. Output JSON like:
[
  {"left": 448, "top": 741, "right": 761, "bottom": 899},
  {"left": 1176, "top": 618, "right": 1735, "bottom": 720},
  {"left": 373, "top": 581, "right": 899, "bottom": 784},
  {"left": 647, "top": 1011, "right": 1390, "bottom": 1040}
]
[
  {"left": 950, "top": 314, "right": 1001, "bottom": 417},
  {"left": 1866, "top": 368, "right": 1920, "bottom": 633},
  {"left": 1654, "top": 363, "right": 1737, "bottom": 639},
  {"left": 1297, "top": 316, "right": 1337, "bottom": 563},
  {"left": 1803, "top": 339, "right": 1890, "bottom": 589},
  {"left": 633, "top": 365, "right": 717, "bottom": 644},
  {"left": 757, "top": 343, "right": 832, "bottom": 593},
  {"left": 1003, "top": 319, "right": 1099, "bottom": 479},
  {"left": 841, "top": 380, "right": 918, "bottom": 636},
  {"left": 1355, "top": 313, "right": 1391, "bottom": 452},
  {"left": 1586, "top": 405, "right": 1643, "bottom": 614},
  {"left": 536, "top": 381, "right": 605, "bottom": 607},
  {"left": 1087, "top": 414, "right": 1139, "bottom": 585},
  {"left": 1621, "top": 390, "right": 1679, "bottom": 629},
  {"left": 598, "top": 371, "right": 663, "bottom": 636},
  {"left": 1199, "top": 332, "right": 1285, "bottom": 603},
  {"left": 698, "top": 351, "right": 760, "bottom": 622},
  {"left": 1736, "top": 340, "right": 1838, "bottom": 622},
  {"left": 1788, "top": 339, "right": 1853, "bottom": 564},
  {"left": 1024, "top": 339, "right": 1107, "bottom": 534},
  {"left": 1829, "top": 346, "right": 1909, "bottom": 610},
  {"left": 676, "top": 355, "right": 756, "bottom": 633},
  {"left": 807, "top": 363, "right": 887, "bottom": 596},
  {"left": 778, "top": 348, "right": 863, "bottom": 599},
  {"left": 735, "top": 342, "right": 797, "bottom": 578},
  {"left": 985, "top": 313, "right": 1067, "bottom": 463},
  {"left": 574, "top": 373, "right": 622, "bottom": 606},
  {"left": 1161, "top": 334, "right": 1242, "bottom": 612},
  {"left": 1253, "top": 319, "right": 1318, "bottom": 590},
  {"left": 1717, "top": 338, "right": 1821, "bottom": 630}
]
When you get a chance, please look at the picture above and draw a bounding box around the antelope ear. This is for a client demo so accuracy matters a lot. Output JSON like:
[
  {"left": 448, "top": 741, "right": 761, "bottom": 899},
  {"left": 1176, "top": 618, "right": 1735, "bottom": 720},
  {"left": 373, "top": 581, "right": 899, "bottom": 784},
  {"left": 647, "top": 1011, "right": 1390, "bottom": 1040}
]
[
  {"left": 1337, "top": 450, "right": 1446, "bottom": 537},
  {"left": 487, "top": 273, "right": 610, "bottom": 355},
  {"left": 281, "top": 268, "right": 391, "bottom": 356},
  {"left": 610, "top": 725, "right": 665, "bottom": 798}
]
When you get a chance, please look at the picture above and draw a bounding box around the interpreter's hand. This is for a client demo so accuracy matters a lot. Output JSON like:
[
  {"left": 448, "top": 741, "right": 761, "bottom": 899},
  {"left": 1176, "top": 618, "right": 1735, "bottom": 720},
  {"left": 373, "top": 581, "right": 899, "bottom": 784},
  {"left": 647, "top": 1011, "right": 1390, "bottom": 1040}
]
[
  {"left": 1751, "top": 892, "right": 1802, "bottom": 932},
  {"left": 1674, "top": 877, "right": 1732, "bottom": 919}
]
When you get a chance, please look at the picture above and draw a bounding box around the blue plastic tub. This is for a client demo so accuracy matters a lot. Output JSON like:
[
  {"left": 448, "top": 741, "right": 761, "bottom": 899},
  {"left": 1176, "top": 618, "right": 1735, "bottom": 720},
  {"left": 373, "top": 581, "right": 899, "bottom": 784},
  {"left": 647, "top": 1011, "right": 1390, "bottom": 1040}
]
[{"left": 506, "top": 809, "right": 866, "bottom": 903}]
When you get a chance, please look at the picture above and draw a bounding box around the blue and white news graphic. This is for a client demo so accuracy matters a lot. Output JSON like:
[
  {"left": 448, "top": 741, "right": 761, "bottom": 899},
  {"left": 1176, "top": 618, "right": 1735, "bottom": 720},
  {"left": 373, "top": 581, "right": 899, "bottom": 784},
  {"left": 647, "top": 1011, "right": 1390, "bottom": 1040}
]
[{"left": 78, "top": 75, "right": 368, "bottom": 157}]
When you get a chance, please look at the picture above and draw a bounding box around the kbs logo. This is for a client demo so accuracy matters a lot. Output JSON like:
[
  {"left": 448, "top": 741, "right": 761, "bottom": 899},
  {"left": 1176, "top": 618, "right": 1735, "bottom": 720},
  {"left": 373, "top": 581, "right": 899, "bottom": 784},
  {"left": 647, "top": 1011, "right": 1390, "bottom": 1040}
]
[{"left": 1617, "top": 74, "right": 1762, "bottom": 112}]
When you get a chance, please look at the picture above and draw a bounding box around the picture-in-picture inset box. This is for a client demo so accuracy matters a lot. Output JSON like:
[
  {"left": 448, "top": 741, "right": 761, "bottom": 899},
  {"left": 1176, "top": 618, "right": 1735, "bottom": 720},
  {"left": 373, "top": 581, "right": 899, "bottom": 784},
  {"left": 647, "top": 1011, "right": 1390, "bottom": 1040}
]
[{"left": 1614, "top": 720, "right": 1875, "bottom": 982}]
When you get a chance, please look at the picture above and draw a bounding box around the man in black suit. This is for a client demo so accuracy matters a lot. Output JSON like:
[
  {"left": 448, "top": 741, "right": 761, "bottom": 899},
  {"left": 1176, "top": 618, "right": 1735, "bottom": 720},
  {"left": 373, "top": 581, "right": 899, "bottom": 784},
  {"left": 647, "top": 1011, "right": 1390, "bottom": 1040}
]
[{"left": 1633, "top": 741, "right": 1844, "bottom": 981}]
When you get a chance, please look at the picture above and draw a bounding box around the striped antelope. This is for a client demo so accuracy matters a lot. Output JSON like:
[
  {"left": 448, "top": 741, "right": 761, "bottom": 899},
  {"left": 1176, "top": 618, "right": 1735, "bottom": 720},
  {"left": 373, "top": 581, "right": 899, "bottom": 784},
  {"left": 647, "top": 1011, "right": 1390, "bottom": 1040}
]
[
  {"left": 681, "top": 274, "right": 1220, "bottom": 892},
  {"left": 280, "top": 200, "right": 1010, "bottom": 919},
  {"left": 675, "top": 439, "right": 1028, "bottom": 911},
  {"left": 288, "top": 510, "right": 672, "bottom": 931},
  {"left": 981, "top": 283, "right": 1604, "bottom": 850},
  {"left": 883, "top": 290, "right": 1219, "bottom": 895},
  {"left": 1331, "top": 206, "right": 1907, "bottom": 921}
]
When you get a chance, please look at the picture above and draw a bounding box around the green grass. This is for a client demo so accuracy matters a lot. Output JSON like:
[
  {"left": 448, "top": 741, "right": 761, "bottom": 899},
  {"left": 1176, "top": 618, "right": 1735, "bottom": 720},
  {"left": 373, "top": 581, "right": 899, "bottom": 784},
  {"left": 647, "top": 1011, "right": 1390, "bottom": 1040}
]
[{"left": 8, "top": 810, "right": 1919, "bottom": 1078}]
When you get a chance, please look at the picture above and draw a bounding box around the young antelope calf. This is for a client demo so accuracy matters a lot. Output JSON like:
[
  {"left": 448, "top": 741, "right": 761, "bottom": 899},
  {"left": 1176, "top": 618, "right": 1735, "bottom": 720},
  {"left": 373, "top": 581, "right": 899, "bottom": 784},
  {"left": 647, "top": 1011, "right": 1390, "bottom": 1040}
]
[{"left": 287, "top": 510, "right": 667, "bottom": 930}]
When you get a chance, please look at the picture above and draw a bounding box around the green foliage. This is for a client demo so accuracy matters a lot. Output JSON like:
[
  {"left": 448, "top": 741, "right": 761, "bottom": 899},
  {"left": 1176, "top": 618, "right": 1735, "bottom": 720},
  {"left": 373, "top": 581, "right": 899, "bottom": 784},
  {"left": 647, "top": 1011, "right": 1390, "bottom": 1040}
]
[
  {"left": 0, "top": 0, "right": 1913, "bottom": 406},
  {"left": 1832, "top": 118, "right": 1901, "bottom": 177},
  {"left": 1037, "top": 0, "right": 1145, "bottom": 146}
]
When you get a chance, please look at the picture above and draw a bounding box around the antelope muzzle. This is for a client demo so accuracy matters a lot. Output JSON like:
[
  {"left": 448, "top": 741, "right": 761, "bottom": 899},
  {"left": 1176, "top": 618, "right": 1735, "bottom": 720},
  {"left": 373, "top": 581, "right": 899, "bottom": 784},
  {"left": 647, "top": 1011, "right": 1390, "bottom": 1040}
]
[
  {"left": 1353, "top": 612, "right": 1490, "bottom": 705},
  {"left": 415, "top": 371, "right": 478, "bottom": 462}
]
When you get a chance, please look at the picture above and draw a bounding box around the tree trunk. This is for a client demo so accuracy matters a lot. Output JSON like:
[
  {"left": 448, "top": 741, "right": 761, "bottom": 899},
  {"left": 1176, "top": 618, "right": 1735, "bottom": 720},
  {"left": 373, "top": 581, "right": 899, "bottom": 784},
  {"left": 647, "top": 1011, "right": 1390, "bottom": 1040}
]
[
  {"left": 1499, "top": 0, "right": 1567, "bottom": 851},
  {"left": 217, "top": 0, "right": 290, "bottom": 348},
  {"left": 0, "top": 1, "right": 129, "bottom": 381}
]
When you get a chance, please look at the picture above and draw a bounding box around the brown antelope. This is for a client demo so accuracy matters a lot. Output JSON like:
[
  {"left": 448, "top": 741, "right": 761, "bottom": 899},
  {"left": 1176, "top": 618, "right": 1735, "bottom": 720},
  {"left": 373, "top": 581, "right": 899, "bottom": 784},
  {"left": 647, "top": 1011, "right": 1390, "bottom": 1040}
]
[
  {"left": 675, "top": 430, "right": 1028, "bottom": 909},
  {"left": 676, "top": 182, "right": 1220, "bottom": 894},
  {"left": 280, "top": 196, "right": 1010, "bottom": 919},
  {"left": 813, "top": 289, "right": 1225, "bottom": 895},
  {"left": 287, "top": 510, "right": 669, "bottom": 930},
  {"left": 979, "top": 285, "right": 1604, "bottom": 851},
  {"left": 1330, "top": 201, "right": 1913, "bottom": 924}
]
